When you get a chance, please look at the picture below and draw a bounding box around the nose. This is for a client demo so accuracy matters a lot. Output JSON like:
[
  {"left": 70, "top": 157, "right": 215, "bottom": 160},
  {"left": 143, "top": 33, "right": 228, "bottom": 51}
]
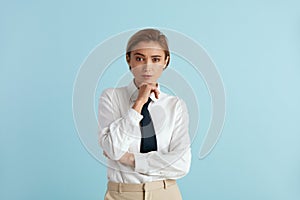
[
  {"left": 145, "top": 57, "right": 153, "bottom": 65},
  {"left": 143, "top": 64, "right": 152, "bottom": 72},
  {"left": 142, "top": 58, "right": 153, "bottom": 71}
]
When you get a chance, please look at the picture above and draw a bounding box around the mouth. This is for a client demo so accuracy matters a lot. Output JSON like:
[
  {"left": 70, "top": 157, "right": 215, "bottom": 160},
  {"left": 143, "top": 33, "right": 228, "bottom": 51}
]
[{"left": 142, "top": 75, "right": 153, "bottom": 78}]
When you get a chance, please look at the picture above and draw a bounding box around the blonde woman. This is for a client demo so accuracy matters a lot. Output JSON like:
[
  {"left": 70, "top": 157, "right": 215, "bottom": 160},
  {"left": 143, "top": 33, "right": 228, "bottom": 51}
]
[{"left": 98, "top": 28, "right": 191, "bottom": 200}]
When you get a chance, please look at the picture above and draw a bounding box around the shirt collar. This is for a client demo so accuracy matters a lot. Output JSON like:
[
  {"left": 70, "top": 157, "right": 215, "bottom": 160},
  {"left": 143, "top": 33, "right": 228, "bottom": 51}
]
[{"left": 127, "top": 79, "right": 160, "bottom": 103}]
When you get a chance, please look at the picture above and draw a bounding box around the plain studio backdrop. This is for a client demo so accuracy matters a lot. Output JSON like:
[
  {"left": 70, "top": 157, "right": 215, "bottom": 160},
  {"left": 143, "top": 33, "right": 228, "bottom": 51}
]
[{"left": 1, "top": 1, "right": 300, "bottom": 200}]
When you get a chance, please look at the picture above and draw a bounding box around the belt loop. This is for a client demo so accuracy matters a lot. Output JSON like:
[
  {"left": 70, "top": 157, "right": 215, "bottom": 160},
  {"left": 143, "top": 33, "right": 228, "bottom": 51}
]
[
  {"left": 118, "top": 183, "right": 122, "bottom": 193},
  {"left": 163, "top": 180, "right": 167, "bottom": 189}
]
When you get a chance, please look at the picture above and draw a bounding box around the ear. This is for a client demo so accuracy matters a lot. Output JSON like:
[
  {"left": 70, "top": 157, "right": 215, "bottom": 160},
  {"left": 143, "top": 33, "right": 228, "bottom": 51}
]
[
  {"left": 165, "top": 56, "right": 170, "bottom": 67},
  {"left": 126, "top": 54, "right": 132, "bottom": 70},
  {"left": 126, "top": 54, "right": 130, "bottom": 63},
  {"left": 163, "top": 56, "right": 170, "bottom": 69}
]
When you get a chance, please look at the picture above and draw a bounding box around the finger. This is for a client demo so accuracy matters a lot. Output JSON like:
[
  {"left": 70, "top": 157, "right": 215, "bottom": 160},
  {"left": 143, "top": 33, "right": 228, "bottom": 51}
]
[
  {"left": 138, "top": 82, "right": 148, "bottom": 89},
  {"left": 153, "top": 88, "right": 160, "bottom": 99},
  {"left": 140, "top": 84, "right": 153, "bottom": 94}
]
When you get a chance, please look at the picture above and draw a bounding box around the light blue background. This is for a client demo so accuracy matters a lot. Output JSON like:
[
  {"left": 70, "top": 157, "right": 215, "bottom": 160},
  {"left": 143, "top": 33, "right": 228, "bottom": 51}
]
[{"left": 1, "top": 1, "right": 300, "bottom": 200}]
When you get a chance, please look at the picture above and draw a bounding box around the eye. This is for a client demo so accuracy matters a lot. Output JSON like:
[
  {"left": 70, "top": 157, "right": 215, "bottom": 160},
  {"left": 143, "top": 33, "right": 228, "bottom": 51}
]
[
  {"left": 136, "top": 57, "right": 144, "bottom": 62},
  {"left": 152, "top": 57, "right": 160, "bottom": 62}
]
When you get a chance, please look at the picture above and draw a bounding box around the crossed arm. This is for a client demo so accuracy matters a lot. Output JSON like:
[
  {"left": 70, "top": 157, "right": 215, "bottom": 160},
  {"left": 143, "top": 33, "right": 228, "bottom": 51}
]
[{"left": 98, "top": 87, "right": 191, "bottom": 178}]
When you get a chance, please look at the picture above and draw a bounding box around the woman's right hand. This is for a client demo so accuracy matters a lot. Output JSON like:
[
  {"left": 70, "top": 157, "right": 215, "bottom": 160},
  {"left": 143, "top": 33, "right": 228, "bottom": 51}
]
[
  {"left": 132, "top": 83, "right": 159, "bottom": 113},
  {"left": 137, "top": 83, "right": 159, "bottom": 104}
]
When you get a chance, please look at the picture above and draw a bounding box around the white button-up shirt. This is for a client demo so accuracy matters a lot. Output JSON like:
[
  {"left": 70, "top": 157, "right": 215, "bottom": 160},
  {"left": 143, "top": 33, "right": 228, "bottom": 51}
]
[{"left": 98, "top": 80, "right": 191, "bottom": 184}]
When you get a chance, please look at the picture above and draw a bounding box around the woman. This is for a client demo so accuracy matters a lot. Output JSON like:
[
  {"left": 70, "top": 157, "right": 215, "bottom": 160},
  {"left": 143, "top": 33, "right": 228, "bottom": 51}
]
[{"left": 98, "top": 28, "right": 191, "bottom": 200}]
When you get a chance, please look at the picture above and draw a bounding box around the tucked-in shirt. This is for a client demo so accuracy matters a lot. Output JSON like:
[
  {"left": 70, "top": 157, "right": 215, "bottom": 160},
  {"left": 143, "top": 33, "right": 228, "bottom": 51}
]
[{"left": 98, "top": 80, "right": 191, "bottom": 184}]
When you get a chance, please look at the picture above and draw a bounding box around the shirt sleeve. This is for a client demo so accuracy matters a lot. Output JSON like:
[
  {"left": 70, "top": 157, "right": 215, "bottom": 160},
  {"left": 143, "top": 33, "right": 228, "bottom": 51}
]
[
  {"left": 98, "top": 88, "right": 143, "bottom": 160},
  {"left": 133, "top": 98, "right": 192, "bottom": 179}
]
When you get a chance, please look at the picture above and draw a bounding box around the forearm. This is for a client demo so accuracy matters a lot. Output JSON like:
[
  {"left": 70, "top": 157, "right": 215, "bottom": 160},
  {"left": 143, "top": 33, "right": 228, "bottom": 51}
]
[
  {"left": 99, "top": 109, "right": 142, "bottom": 160},
  {"left": 132, "top": 100, "right": 144, "bottom": 114},
  {"left": 133, "top": 148, "right": 191, "bottom": 179}
]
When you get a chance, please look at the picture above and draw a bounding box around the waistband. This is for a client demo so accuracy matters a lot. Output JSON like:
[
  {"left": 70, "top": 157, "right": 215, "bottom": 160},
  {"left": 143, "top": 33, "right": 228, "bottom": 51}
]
[{"left": 107, "top": 179, "right": 177, "bottom": 192}]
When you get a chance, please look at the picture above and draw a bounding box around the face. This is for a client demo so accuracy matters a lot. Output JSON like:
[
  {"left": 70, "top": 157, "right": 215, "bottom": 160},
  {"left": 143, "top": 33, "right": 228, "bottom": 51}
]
[{"left": 127, "top": 41, "right": 169, "bottom": 87}]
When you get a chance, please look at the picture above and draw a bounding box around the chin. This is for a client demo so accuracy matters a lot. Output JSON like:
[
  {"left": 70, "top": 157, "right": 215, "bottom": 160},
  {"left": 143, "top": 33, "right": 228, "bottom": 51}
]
[
  {"left": 145, "top": 80, "right": 157, "bottom": 84},
  {"left": 135, "top": 78, "right": 157, "bottom": 86}
]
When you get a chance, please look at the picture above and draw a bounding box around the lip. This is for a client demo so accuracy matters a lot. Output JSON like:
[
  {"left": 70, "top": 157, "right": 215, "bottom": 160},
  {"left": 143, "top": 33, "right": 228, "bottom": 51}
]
[{"left": 142, "top": 75, "right": 152, "bottom": 78}]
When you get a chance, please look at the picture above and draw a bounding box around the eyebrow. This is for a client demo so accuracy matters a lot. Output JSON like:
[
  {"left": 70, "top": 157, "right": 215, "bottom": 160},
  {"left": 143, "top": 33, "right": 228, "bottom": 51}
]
[{"left": 133, "top": 53, "right": 162, "bottom": 57}]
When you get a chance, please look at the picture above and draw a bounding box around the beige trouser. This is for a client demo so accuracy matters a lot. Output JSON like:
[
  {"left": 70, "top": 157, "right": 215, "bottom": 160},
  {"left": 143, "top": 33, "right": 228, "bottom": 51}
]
[{"left": 104, "top": 179, "right": 182, "bottom": 200}]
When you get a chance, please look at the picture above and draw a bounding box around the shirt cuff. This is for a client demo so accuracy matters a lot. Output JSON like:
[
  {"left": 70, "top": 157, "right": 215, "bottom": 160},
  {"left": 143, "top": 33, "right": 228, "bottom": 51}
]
[
  {"left": 133, "top": 153, "right": 149, "bottom": 174},
  {"left": 126, "top": 108, "right": 143, "bottom": 126}
]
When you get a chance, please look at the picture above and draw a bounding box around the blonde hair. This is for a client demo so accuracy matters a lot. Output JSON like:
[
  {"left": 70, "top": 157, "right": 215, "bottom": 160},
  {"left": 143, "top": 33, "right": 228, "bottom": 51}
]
[{"left": 126, "top": 28, "right": 170, "bottom": 67}]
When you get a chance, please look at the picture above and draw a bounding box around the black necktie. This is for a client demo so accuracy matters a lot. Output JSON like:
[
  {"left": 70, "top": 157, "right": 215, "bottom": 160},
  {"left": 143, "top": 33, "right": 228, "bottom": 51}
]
[{"left": 140, "top": 98, "right": 157, "bottom": 153}]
